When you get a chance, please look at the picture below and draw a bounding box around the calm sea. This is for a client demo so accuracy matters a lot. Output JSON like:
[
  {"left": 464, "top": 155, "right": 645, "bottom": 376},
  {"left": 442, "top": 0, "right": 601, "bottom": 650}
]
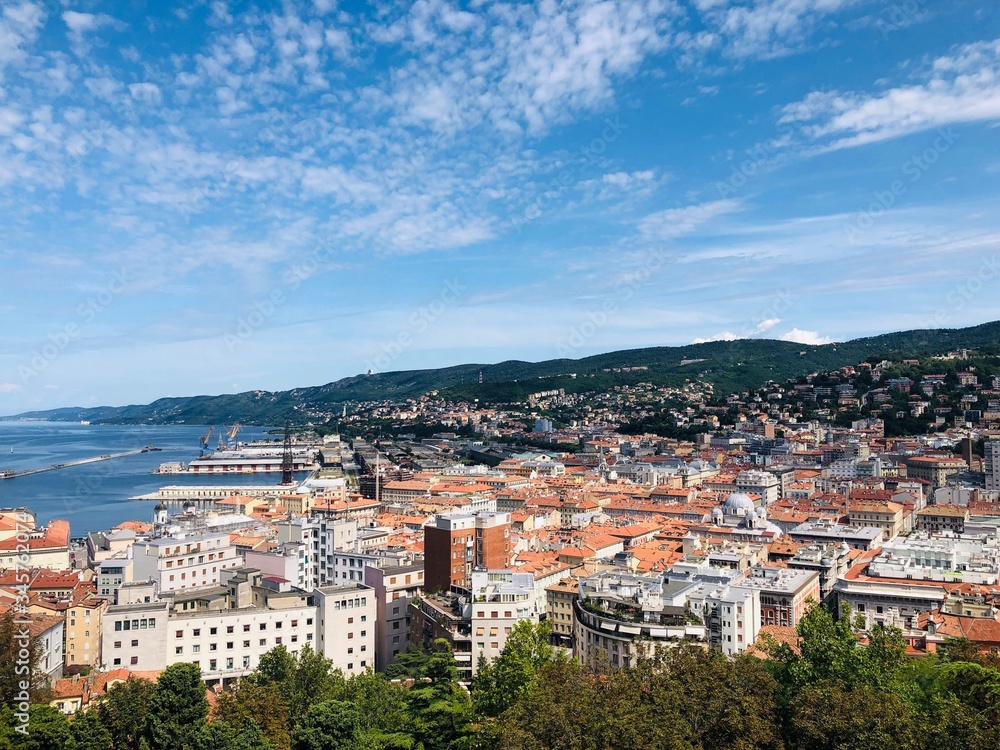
[{"left": 0, "top": 422, "right": 289, "bottom": 535}]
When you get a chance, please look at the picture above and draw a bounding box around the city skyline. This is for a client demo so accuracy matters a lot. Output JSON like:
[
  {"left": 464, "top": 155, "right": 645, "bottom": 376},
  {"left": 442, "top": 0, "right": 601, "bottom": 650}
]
[{"left": 3, "top": 0, "right": 1000, "bottom": 413}]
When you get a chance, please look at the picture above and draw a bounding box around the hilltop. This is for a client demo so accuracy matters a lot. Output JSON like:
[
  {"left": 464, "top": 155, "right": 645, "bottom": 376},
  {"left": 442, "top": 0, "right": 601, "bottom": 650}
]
[{"left": 7, "top": 320, "right": 1000, "bottom": 425}]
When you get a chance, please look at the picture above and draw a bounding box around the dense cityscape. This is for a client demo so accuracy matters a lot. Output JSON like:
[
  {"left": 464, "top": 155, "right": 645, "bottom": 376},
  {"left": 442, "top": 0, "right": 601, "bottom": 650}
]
[
  {"left": 4, "top": 0, "right": 1000, "bottom": 747},
  {"left": 1, "top": 345, "right": 1000, "bottom": 747}
]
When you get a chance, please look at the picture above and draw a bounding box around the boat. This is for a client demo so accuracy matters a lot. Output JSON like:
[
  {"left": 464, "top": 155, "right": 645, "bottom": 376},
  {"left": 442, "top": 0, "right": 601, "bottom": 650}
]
[{"left": 80, "top": 420, "right": 90, "bottom": 425}]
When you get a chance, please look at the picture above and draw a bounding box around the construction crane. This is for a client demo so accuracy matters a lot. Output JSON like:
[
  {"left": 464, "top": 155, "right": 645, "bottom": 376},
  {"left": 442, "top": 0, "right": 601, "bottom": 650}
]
[
  {"left": 228, "top": 424, "right": 241, "bottom": 445},
  {"left": 199, "top": 426, "right": 215, "bottom": 449}
]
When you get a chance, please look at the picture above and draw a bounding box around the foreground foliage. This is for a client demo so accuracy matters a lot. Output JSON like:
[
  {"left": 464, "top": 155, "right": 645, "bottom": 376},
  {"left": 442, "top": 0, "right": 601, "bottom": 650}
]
[{"left": 7, "top": 609, "right": 1000, "bottom": 749}]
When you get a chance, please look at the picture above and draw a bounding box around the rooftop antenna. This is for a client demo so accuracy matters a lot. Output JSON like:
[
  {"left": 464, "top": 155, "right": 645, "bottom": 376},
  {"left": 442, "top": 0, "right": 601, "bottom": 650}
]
[{"left": 281, "top": 421, "right": 294, "bottom": 485}]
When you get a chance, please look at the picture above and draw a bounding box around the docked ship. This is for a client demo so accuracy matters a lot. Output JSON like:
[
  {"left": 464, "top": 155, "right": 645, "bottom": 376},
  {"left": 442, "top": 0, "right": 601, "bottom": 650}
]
[{"left": 184, "top": 446, "right": 317, "bottom": 474}]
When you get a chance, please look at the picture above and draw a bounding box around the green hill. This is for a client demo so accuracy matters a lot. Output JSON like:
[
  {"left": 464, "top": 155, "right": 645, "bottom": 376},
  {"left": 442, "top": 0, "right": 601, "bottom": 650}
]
[{"left": 7, "top": 320, "right": 1000, "bottom": 425}]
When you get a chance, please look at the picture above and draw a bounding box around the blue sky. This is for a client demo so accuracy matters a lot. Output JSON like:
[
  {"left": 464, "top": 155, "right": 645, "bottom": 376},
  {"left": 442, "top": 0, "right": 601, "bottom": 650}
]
[{"left": 2, "top": 0, "right": 1000, "bottom": 414}]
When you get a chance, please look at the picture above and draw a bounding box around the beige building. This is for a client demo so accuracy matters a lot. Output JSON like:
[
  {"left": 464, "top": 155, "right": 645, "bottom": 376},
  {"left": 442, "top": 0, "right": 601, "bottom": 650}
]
[
  {"left": 545, "top": 577, "right": 578, "bottom": 649},
  {"left": 65, "top": 598, "right": 107, "bottom": 669},
  {"left": 848, "top": 501, "right": 907, "bottom": 539},
  {"left": 916, "top": 505, "right": 970, "bottom": 534}
]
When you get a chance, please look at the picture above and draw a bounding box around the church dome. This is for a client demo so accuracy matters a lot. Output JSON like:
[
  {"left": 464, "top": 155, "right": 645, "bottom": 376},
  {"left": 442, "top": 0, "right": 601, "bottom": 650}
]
[{"left": 723, "top": 492, "right": 756, "bottom": 515}]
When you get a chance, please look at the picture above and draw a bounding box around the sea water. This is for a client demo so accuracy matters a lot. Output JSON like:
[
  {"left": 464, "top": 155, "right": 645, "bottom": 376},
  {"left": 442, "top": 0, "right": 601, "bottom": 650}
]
[{"left": 0, "top": 421, "right": 287, "bottom": 534}]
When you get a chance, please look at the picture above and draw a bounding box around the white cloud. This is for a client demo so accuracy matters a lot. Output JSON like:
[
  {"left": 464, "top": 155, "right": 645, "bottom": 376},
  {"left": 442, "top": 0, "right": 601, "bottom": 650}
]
[
  {"left": 691, "top": 0, "right": 858, "bottom": 59},
  {"left": 0, "top": 1, "right": 46, "bottom": 71},
  {"left": 128, "top": 82, "right": 162, "bottom": 104},
  {"left": 690, "top": 316, "right": 781, "bottom": 344},
  {"left": 639, "top": 199, "right": 742, "bottom": 239},
  {"left": 691, "top": 331, "right": 740, "bottom": 344},
  {"left": 780, "top": 38, "right": 1000, "bottom": 150},
  {"left": 780, "top": 328, "right": 833, "bottom": 345},
  {"left": 0, "top": 382, "right": 23, "bottom": 393}
]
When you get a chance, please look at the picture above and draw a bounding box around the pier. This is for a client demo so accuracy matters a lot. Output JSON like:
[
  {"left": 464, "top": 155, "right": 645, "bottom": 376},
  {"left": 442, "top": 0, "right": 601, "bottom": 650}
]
[{"left": 0, "top": 447, "right": 159, "bottom": 480}]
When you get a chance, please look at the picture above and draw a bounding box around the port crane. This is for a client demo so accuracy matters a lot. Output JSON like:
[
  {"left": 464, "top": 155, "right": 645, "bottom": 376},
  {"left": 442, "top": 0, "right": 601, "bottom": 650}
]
[{"left": 199, "top": 426, "right": 215, "bottom": 449}]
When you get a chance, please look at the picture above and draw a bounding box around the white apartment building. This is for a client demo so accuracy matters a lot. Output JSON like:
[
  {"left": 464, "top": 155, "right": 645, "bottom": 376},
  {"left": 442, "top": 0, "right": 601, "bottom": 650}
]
[
  {"left": 95, "top": 558, "right": 134, "bottom": 600},
  {"left": 986, "top": 440, "right": 1000, "bottom": 492},
  {"left": 131, "top": 532, "right": 242, "bottom": 593},
  {"left": 469, "top": 570, "right": 539, "bottom": 672},
  {"left": 684, "top": 582, "right": 761, "bottom": 657},
  {"left": 314, "top": 583, "right": 377, "bottom": 675},
  {"left": 100, "top": 571, "right": 321, "bottom": 684},
  {"left": 735, "top": 470, "right": 780, "bottom": 506},
  {"left": 277, "top": 516, "right": 359, "bottom": 588},
  {"left": 365, "top": 560, "right": 424, "bottom": 671}
]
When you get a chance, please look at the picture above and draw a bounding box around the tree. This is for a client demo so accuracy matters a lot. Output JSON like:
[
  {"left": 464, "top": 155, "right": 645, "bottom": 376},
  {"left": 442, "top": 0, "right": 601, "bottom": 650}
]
[
  {"left": 2, "top": 705, "right": 72, "bottom": 750},
  {"left": 788, "top": 683, "right": 920, "bottom": 750},
  {"left": 291, "top": 700, "right": 361, "bottom": 750},
  {"left": 473, "top": 620, "right": 556, "bottom": 718},
  {"left": 406, "top": 640, "right": 471, "bottom": 750},
  {"left": 145, "top": 663, "right": 209, "bottom": 750},
  {"left": 249, "top": 645, "right": 344, "bottom": 729},
  {"left": 215, "top": 681, "right": 291, "bottom": 750},
  {"left": 384, "top": 644, "right": 431, "bottom": 680},
  {"left": 195, "top": 719, "right": 273, "bottom": 750},
  {"left": 98, "top": 676, "right": 157, "bottom": 750},
  {"left": 0, "top": 612, "right": 50, "bottom": 707},
  {"left": 69, "top": 709, "right": 113, "bottom": 750},
  {"left": 343, "top": 670, "right": 414, "bottom": 749}
]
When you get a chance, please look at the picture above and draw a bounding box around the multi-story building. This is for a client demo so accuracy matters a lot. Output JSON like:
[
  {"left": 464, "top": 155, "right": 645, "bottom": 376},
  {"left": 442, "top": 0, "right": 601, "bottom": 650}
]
[
  {"left": 867, "top": 534, "right": 1000, "bottom": 585},
  {"left": 424, "top": 511, "right": 511, "bottom": 593},
  {"left": 916, "top": 505, "right": 970, "bottom": 534},
  {"left": 986, "top": 440, "right": 1000, "bottom": 492},
  {"left": 833, "top": 576, "right": 948, "bottom": 630},
  {"left": 314, "top": 583, "right": 378, "bottom": 675},
  {"left": 95, "top": 558, "right": 134, "bottom": 601},
  {"left": 789, "top": 520, "right": 884, "bottom": 550},
  {"left": 572, "top": 572, "right": 706, "bottom": 669},
  {"left": 364, "top": 560, "right": 424, "bottom": 671},
  {"left": 276, "top": 516, "right": 358, "bottom": 588},
  {"left": 131, "top": 532, "right": 242, "bottom": 593},
  {"left": 735, "top": 470, "right": 780, "bottom": 506},
  {"left": 786, "top": 543, "right": 851, "bottom": 604},
  {"left": 0, "top": 519, "right": 71, "bottom": 570},
  {"left": 469, "top": 570, "right": 539, "bottom": 669},
  {"left": 847, "top": 501, "right": 907, "bottom": 540},
  {"left": 905, "top": 456, "right": 967, "bottom": 487},
  {"left": 99, "top": 569, "right": 366, "bottom": 685},
  {"left": 684, "top": 582, "right": 760, "bottom": 656},
  {"left": 64, "top": 597, "right": 107, "bottom": 669},
  {"left": 27, "top": 614, "right": 65, "bottom": 685},
  {"left": 545, "top": 577, "right": 578, "bottom": 649},
  {"left": 736, "top": 567, "right": 820, "bottom": 628}
]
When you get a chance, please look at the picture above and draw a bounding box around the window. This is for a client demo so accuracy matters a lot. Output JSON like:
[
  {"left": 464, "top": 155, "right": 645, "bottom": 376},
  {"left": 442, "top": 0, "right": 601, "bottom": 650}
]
[
  {"left": 175, "top": 647, "right": 183, "bottom": 655},
  {"left": 210, "top": 627, "right": 217, "bottom": 635},
  {"left": 210, "top": 659, "right": 217, "bottom": 671},
  {"left": 348, "top": 617, "right": 353, "bottom": 624},
  {"left": 176, "top": 630, "right": 183, "bottom": 638},
  {"left": 114, "top": 641, "right": 121, "bottom": 649},
  {"left": 227, "top": 625, "right": 234, "bottom": 634},
  {"left": 113, "top": 658, "right": 121, "bottom": 666},
  {"left": 130, "top": 656, "right": 138, "bottom": 665},
  {"left": 193, "top": 629, "right": 201, "bottom": 637},
  {"left": 193, "top": 645, "right": 201, "bottom": 653},
  {"left": 244, "top": 624, "right": 251, "bottom": 632},
  {"left": 260, "top": 639, "right": 267, "bottom": 646},
  {"left": 227, "top": 642, "right": 234, "bottom": 650},
  {"left": 244, "top": 640, "right": 250, "bottom": 648},
  {"left": 260, "top": 623, "right": 267, "bottom": 630},
  {"left": 210, "top": 643, "right": 218, "bottom": 651},
  {"left": 115, "top": 622, "right": 122, "bottom": 632},
  {"left": 131, "top": 640, "right": 138, "bottom": 647}
]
